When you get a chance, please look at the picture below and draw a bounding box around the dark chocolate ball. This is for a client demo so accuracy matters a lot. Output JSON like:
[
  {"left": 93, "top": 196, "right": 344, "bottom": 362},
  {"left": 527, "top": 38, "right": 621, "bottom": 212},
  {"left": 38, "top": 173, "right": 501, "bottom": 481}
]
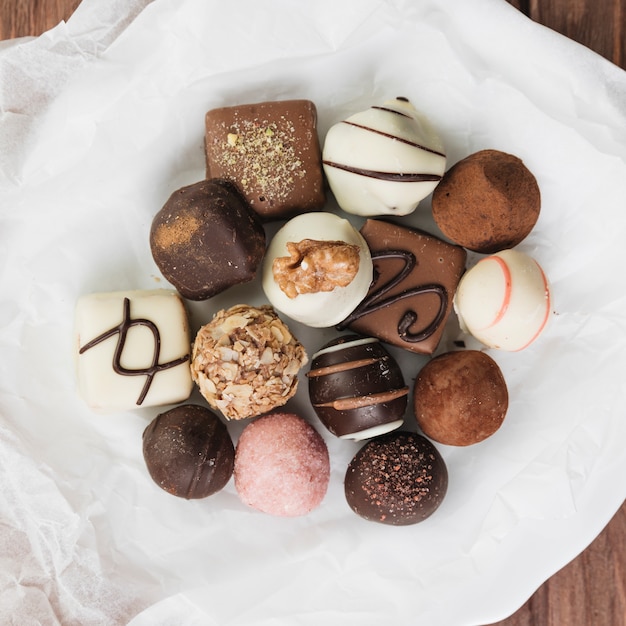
[
  {"left": 414, "top": 350, "right": 508, "bottom": 446},
  {"left": 150, "top": 178, "right": 266, "bottom": 301},
  {"left": 344, "top": 431, "right": 448, "bottom": 525},
  {"left": 142, "top": 404, "right": 234, "bottom": 499},
  {"left": 307, "top": 335, "right": 407, "bottom": 440}
]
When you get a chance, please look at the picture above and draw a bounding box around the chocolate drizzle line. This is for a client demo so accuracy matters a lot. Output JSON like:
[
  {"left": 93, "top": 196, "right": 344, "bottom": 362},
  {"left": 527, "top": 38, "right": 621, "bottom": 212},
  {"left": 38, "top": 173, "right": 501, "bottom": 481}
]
[
  {"left": 313, "top": 387, "right": 409, "bottom": 411},
  {"left": 322, "top": 161, "right": 442, "bottom": 183},
  {"left": 341, "top": 121, "right": 446, "bottom": 158},
  {"left": 371, "top": 105, "right": 412, "bottom": 118},
  {"left": 79, "top": 297, "right": 190, "bottom": 405},
  {"left": 338, "top": 250, "right": 448, "bottom": 343}
]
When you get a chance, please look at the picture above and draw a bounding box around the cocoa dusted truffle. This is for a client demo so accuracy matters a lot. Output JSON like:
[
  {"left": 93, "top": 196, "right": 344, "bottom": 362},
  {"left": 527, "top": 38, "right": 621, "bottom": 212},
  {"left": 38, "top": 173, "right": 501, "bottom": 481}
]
[
  {"left": 307, "top": 335, "right": 407, "bottom": 440},
  {"left": 150, "top": 178, "right": 266, "bottom": 301},
  {"left": 344, "top": 431, "right": 447, "bottom": 525},
  {"left": 414, "top": 350, "right": 509, "bottom": 446},
  {"left": 234, "top": 412, "right": 330, "bottom": 517},
  {"left": 190, "top": 304, "right": 308, "bottom": 421},
  {"left": 142, "top": 404, "right": 235, "bottom": 499},
  {"left": 205, "top": 99, "right": 325, "bottom": 220},
  {"left": 431, "top": 149, "right": 541, "bottom": 253}
]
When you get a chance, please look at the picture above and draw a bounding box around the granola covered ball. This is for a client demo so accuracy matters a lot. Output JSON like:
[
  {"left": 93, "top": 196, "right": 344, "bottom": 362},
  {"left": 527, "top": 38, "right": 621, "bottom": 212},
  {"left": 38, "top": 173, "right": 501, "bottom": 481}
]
[{"left": 190, "top": 304, "right": 308, "bottom": 420}]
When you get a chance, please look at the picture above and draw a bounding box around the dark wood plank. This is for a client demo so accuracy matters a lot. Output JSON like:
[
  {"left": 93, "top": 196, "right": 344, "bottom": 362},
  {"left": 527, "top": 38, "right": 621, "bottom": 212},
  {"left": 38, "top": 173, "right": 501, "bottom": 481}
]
[
  {"left": 0, "top": 0, "right": 81, "bottom": 39},
  {"left": 490, "top": 503, "right": 626, "bottom": 625},
  {"left": 516, "top": 0, "right": 625, "bottom": 68}
]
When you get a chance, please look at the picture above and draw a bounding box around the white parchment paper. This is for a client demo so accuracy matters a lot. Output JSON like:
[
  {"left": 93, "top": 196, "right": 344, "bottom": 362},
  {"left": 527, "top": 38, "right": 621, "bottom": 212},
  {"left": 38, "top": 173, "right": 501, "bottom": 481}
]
[{"left": 1, "top": 0, "right": 626, "bottom": 624}]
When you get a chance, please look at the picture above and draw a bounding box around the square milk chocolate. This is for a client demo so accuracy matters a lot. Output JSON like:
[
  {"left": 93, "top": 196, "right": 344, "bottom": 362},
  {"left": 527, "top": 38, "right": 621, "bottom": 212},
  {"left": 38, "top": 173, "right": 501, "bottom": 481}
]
[
  {"left": 339, "top": 219, "right": 467, "bottom": 354},
  {"left": 205, "top": 99, "right": 325, "bottom": 220},
  {"left": 74, "top": 289, "right": 192, "bottom": 411}
]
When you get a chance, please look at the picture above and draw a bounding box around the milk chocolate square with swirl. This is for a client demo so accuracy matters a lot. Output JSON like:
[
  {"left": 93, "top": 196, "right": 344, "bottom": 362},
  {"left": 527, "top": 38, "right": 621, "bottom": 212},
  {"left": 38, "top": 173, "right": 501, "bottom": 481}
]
[
  {"left": 338, "top": 219, "right": 466, "bottom": 354},
  {"left": 205, "top": 100, "right": 325, "bottom": 221}
]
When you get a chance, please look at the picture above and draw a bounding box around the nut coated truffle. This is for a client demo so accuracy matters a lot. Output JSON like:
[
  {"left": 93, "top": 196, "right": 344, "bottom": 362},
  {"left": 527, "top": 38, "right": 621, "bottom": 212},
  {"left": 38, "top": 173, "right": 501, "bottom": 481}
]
[
  {"left": 344, "top": 431, "right": 448, "bottom": 525},
  {"left": 142, "top": 404, "right": 235, "bottom": 499},
  {"left": 431, "top": 149, "right": 540, "bottom": 253},
  {"left": 234, "top": 412, "right": 330, "bottom": 517},
  {"left": 190, "top": 304, "right": 308, "bottom": 421},
  {"left": 414, "top": 350, "right": 509, "bottom": 446}
]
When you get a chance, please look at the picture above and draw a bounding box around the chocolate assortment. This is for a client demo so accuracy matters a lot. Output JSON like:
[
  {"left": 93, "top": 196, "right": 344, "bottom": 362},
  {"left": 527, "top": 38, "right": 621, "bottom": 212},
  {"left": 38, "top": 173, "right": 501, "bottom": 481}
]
[{"left": 75, "top": 94, "right": 554, "bottom": 524}]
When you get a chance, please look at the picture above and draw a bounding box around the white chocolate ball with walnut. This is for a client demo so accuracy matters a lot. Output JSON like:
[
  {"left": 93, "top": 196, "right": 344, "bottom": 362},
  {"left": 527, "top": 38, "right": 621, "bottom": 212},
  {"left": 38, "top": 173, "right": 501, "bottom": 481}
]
[{"left": 262, "top": 212, "right": 373, "bottom": 328}]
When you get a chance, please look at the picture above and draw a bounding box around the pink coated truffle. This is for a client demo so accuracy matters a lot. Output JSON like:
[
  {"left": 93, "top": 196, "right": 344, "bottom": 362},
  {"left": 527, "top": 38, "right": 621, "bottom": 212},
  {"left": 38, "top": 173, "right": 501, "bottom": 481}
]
[{"left": 234, "top": 412, "right": 330, "bottom": 517}]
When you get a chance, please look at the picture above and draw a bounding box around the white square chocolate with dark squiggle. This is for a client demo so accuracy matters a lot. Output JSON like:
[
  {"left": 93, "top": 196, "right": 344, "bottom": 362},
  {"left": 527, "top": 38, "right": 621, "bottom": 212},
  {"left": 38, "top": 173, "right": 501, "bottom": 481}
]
[{"left": 74, "top": 289, "right": 193, "bottom": 412}]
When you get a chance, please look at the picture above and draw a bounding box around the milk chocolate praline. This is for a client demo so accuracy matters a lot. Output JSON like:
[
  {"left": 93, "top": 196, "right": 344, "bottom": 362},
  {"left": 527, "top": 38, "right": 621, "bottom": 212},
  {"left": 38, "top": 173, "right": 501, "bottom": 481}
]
[
  {"left": 345, "top": 431, "right": 447, "bottom": 525},
  {"left": 414, "top": 350, "right": 508, "bottom": 446},
  {"left": 307, "top": 335, "right": 407, "bottom": 440},
  {"left": 150, "top": 178, "right": 266, "bottom": 301},
  {"left": 205, "top": 99, "right": 325, "bottom": 220},
  {"left": 338, "top": 218, "right": 466, "bottom": 354},
  {"left": 431, "top": 149, "right": 540, "bottom": 253},
  {"left": 142, "top": 404, "right": 235, "bottom": 499}
]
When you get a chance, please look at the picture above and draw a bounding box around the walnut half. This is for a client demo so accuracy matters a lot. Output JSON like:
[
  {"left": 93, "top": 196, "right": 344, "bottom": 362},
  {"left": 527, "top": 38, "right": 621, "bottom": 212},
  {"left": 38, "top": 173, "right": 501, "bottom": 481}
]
[{"left": 272, "top": 239, "right": 361, "bottom": 299}]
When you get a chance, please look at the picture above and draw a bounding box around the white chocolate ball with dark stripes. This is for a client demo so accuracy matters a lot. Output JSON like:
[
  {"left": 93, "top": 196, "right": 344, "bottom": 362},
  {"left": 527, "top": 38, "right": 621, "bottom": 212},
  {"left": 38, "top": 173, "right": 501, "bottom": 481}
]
[
  {"left": 322, "top": 97, "right": 446, "bottom": 217},
  {"left": 307, "top": 335, "right": 408, "bottom": 440}
]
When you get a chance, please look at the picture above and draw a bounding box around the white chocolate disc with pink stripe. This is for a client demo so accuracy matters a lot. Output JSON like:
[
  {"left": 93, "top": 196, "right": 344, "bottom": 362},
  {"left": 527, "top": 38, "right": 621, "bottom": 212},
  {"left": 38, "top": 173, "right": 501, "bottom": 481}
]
[{"left": 454, "top": 249, "right": 552, "bottom": 351}]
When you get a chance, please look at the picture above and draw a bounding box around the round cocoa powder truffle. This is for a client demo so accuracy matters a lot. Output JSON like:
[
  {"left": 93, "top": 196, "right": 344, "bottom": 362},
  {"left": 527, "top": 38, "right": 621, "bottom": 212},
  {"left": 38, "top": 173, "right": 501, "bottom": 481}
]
[
  {"left": 344, "top": 431, "right": 448, "bottom": 525},
  {"left": 414, "top": 350, "right": 508, "bottom": 446},
  {"left": 431, "top": 149, "right": 540, "bottom": 253}
]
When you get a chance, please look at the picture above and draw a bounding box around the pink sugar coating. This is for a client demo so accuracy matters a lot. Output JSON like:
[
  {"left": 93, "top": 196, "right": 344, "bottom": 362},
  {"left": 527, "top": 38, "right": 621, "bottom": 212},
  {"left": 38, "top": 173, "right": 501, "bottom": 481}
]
[{"left": 234, "top": 412, "right": 330, "bottom": 517}]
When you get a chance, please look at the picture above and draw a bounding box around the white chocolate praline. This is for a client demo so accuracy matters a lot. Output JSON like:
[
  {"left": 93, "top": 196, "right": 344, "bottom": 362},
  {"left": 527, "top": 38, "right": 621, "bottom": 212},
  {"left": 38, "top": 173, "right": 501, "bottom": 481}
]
[
  {"left": 74, "top": 289, "right": 193, "bottom": 412},
  {"left": 322, "top": 97, "right": 446, "bottom": 217},
  {"left": 454, "top": 249, "right": 552, "bottom": 351},
  {"left": 262, "top": 212, "right": 373, "bottom": 328}
]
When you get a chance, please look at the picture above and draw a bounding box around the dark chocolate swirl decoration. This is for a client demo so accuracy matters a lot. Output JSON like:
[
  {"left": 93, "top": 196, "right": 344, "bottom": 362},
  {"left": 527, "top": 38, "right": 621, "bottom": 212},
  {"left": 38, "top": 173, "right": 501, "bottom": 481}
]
[
  {"left": 79, "top": 297, "right": 189, "bottom": 405},
  {"left": 338, "top": 250, "right": 448, "bottom": 343}
]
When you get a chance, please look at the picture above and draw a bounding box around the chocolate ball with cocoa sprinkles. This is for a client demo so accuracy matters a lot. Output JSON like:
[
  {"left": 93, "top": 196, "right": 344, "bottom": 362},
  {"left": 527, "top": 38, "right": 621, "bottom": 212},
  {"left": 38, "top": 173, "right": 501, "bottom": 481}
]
[
  {"left": 344, "top": 431, "right": 448, "bottom": 525},
  {"left": 143, "top": 404, "right": 235, "bottom": 499}
]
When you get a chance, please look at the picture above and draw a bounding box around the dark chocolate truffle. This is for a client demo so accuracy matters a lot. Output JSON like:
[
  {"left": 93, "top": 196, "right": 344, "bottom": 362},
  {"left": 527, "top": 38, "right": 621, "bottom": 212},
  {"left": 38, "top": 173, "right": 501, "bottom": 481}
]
[
  {"left": 345, "top": 431, "right": 447, "bottom": 525},
  {"left": 307, "top": 335, "right": 407, "bottom": 440},
  {"left": 205, "top": 100, "right": 325, "bottom": 220},
  {"left": 414, "top": 350, "right": 508, "bottom": 446},
  {"left": 142, "top": 404, "right": 235, "bottom": 499},
  {"left": 150, "top": 178, "right": 266, "bottom": 301},
  {"left": 338, "top": 218, "right": 466, "bottom": 355},
  {"left": 431, "top": 149, "right": 540, "bottom": 253}
]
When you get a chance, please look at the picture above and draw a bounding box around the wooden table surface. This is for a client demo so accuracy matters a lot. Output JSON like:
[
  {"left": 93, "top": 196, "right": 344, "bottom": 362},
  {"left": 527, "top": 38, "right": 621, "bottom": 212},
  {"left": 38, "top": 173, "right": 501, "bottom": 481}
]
[{"left": 1, "top": 1, "right": 625, "bottom": 625}]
